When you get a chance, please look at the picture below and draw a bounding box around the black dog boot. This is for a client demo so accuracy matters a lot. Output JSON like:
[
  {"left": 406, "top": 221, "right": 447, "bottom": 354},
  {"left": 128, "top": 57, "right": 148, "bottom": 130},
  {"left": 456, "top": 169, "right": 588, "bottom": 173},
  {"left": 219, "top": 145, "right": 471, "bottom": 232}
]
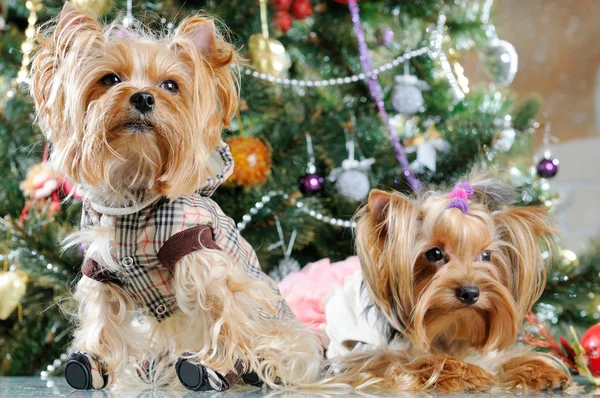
[
  {"left": 242, "top": 370, "right": 264, "bottom": 388},
  {"left": 65, "top": 352, "right": 109, "bottom": 390},
  {"left": 176, "top": 353, "right": 230, "bottom": 392}
]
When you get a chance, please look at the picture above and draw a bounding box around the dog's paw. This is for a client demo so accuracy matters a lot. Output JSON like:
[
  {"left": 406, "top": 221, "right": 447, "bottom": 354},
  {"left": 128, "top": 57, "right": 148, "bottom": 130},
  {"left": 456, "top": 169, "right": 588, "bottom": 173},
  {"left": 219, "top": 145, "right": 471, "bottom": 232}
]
[
  {"left": 498, "top": 357, "right": 571, "bottom": 391},
  {"left": 411, "top": 356, "right": 494, "bottom": 392}
]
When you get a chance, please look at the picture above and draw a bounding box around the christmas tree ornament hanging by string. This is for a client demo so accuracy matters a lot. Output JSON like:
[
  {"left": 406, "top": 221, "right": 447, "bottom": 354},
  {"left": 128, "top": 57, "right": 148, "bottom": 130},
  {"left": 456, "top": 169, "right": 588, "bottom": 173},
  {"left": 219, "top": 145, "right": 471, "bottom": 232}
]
[
  {"left": 290, "top": 0, "right": 313, "bottom": 20},
  {"left": 19, "top": 145, "right": 80, "bottom": 223},
  {"left": 299, "top": 133, "right": 325, "bottom": 195},
  {"left": 391, "top": 61, "right": 430, "bottom": 115},
  {"left": 249, "top": 0, "right": 291, "bottom": 77},
  {"left": 267, "top": 215, "right": 300, "bottom": 282},
  {"left": 481, "top": 23, "right": 518, "bottom": 87},
  {"left": 0, "top": 231, "right": 27, "bottom": 321},
  {"left": 225, "top": 136, "right": 272, "bottom": 187},
  {"left": 536, "top": 123, "right": 559, "bottom": 179},
  {"left": 403, "top": 123, "right": 449, "bottom": 173},
  {"left": 72, "top": 0, "right": 114, "bottom": 17},
  {"left": 328, "top": 123, "right": 374, "bottom": 202},
  {"left": 0, "top": 270, "right": 27, "bottom": 320}
]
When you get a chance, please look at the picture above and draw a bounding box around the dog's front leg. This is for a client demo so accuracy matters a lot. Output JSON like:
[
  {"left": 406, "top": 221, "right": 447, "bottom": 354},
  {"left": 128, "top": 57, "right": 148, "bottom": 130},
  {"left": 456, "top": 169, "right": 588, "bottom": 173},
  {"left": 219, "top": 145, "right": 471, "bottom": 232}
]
[
  {"left": 66, "top": 277, "right": 140, "bottom": 389},
  {"left": 172, "top": 249, "right": 287, "bottom": 390},
  {"left": 495, "top": 352, "right": 571, "bottom": 391},
  {"left": 327, "top": 350, "right": 494, "bottom": 392}
]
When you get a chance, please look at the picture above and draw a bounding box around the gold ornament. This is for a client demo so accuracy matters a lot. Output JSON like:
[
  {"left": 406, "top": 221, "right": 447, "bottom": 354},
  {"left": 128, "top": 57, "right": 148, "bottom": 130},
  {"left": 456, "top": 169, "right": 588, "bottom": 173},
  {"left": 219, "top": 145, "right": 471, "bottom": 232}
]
[
  {"left": 248, "top": 34, "right": 291, "bottom": 78},
  {"left": 0, "top": 271, "right": 27, "bottom": 320},
  {"left": 247, "top": 0, "right": 290, "bottom": 78},
  {"left": 72, "top": 0, "right": 114, "bottom": 17},
  {"left": 402, "top": 123, "right": 443, "bottom": 147},
  {"left": 560, "top": 249, "right": 579, "bottom": 268}
]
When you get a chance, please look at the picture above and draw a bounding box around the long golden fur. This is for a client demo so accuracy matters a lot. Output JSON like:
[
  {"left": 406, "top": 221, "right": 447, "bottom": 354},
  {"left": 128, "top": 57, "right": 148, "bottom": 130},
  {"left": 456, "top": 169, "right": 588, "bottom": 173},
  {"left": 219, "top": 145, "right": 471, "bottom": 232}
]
[
  {"left": 325, "top": 175, "right": 572, "bottom": 392},
  {"left": 30, "top": 2, "right": 322, "bottom": 390}
]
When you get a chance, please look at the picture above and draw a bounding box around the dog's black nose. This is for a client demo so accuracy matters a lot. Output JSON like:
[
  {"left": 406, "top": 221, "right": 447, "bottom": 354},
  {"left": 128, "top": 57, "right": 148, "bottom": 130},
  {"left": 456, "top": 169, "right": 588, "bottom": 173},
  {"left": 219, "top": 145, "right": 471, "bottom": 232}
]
[
  {"left": 130, "top": 92, "right": 155, "bottom": 114},
  {"left": 456, "top": 285, "right": 480, "bottom": 305}
]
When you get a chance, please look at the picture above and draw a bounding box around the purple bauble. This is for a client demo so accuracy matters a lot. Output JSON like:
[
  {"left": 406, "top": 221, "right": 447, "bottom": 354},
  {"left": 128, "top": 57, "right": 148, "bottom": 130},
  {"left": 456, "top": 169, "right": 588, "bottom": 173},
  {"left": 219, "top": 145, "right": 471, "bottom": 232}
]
[
  {"left": 537, "top": 158, "right": 559, "bottom": 179},
  {"left": 381, "top": 28, "right": 394, "bottom": 46},
  {"left": 299, "top": 173, "right": 325, "bottom": 195}
]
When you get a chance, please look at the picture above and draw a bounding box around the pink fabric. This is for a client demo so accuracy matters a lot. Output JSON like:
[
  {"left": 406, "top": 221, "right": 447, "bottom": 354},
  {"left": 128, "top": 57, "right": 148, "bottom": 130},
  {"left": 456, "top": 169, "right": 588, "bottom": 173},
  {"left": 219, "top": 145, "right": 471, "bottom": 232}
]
[{"left": 278, "top": 256, "right": 361, "bottom": 343}]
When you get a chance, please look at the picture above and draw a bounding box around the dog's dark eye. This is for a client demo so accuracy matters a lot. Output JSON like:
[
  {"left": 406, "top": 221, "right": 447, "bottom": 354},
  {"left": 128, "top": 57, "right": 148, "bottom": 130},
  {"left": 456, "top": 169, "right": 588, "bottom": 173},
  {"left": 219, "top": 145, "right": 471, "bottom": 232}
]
[
  {"left": 480, "top": 251, "right": 491, "bottom": 262},
  {"left": 159, "top": 80, "right": 179, "bottom": 93},
  {"left": 100, "top": 73, "right": 122, "bottom": 87},
  {"left": 425, "top": 247, "right": 446, "bottom": 264}
]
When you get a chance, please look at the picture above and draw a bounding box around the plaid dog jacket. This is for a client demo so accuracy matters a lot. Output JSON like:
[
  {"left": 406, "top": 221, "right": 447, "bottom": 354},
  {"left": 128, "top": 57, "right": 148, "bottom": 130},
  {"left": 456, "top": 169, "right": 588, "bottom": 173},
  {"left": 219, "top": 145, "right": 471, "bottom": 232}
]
[{"left": 81, "top": 144, "right": 293, "bottom": 322}]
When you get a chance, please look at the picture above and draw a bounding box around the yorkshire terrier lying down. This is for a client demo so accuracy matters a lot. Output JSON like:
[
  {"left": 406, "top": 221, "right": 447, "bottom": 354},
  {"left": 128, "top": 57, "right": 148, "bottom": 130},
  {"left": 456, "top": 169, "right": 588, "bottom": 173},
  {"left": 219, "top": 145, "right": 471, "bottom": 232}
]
[
  {"left": 30, "top": 2, "right": 322, "bottom": 391},
  {"left": 320, "top": 177, "right": 572, "bottom": 392}
]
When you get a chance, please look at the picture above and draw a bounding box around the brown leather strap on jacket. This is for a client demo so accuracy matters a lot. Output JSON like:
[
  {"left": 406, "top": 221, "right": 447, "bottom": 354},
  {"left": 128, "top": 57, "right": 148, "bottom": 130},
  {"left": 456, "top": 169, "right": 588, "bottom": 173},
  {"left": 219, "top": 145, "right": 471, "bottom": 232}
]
[
  {"left": 82, "top": 259, "right": 121, "bottom": 283},
  {"left": 157, "top": 225, "right": 221, "bottom": 273}
]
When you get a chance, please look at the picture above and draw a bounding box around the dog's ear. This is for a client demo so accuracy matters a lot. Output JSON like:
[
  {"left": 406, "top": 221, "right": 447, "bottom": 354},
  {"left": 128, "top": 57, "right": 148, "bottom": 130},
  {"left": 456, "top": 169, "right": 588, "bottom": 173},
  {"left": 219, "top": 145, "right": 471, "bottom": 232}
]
[
  {"left": 367, "top": 189, "right": 392, "bottom": 240},
  {"left": 174, "top": 17, "right": 235, "bottom": 68},
  {"left": 159, "top": 16, "right": 239, "bottom": 199},
  {"left": 30, "top": 1, "right": 103, "bottom": 143},
  {"left": 170, "top": 16, "right": 238, "bottom": 131},
  {"left": 175, "top": 18, "right": 218, "bottom": 60},
  {"left": 53, "top": 2, "right": 103, "bottom": 54},
  {"left": 494, "top": 205, "right": 556, "bottom": 320},
  {"left": 357, "top": 190, "right": 419, "bottom": 334}
]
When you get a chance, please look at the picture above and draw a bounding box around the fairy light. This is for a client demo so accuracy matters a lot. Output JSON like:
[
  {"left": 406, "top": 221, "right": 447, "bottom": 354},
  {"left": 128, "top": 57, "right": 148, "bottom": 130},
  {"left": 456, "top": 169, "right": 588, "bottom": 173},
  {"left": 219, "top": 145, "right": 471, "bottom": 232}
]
[
  {"left": 16, "top": 0, "right": 40, "bottom": 86},
  {"left": 235, "top": 191, "right": 356, "bottom": 231},
  {"left": 40, "top": 353, "right": 68, "bottom": 381},
  {"left": 237, "top": 47, "right": 429, "bottom": 87},
  {"left": 238, "top": 10, "right": 464, "bottom": 104},
  {"left": 453, "top": 62, "right": 470, "bottom": 94}
]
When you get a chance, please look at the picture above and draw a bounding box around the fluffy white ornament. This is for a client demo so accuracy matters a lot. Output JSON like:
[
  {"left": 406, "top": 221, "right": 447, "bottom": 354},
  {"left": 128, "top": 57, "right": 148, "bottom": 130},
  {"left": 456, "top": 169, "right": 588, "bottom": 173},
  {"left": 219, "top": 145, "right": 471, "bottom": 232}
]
[
  {"left": 329, "top": 158, "right": 374, "bottom": 202},
  {"left": 391, "top": 74, "right": 430, "bottom": 115},
  {"left": 269, "top": 257, "right": 301, "bottom": 282},
  {"left": 334, "top": 169, "right": 371, "bottom": 202}
]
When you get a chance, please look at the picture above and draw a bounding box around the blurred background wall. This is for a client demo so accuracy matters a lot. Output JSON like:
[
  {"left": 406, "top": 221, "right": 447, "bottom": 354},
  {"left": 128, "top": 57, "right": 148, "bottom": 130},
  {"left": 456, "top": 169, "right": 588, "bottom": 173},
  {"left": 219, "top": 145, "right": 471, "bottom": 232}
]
[{"left": 472, "top": 0, "right": 600, "bottom": 253}]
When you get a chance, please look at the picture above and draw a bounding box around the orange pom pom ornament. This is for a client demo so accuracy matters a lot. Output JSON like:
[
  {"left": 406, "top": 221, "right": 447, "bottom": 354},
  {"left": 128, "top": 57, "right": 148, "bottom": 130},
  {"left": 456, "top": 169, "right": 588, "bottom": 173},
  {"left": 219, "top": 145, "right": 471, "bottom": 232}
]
[{"left": 226, "top": 136, "right": 272, "bottom": 187}]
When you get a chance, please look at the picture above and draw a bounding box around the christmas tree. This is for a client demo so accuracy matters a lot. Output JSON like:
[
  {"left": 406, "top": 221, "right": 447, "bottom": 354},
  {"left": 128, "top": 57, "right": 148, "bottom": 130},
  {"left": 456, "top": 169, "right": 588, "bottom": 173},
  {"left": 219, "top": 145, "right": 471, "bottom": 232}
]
[{"left": 0, "top": 0, "right": 597, "bottom": 377}]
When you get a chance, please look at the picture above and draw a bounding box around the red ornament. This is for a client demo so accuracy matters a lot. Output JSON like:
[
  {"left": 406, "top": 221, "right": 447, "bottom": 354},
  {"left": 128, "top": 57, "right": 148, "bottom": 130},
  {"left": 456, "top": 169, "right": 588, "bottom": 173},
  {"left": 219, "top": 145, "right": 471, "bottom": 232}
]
[
  {"left": 271, "top": 0, "right": 292, "bottom": 11},
  {"left": 581, "top": 324, "right": 600, "bottom": 377},
  {"left": 291, "top": 0, "right": 313, "bottom": 20},
  {"left": 273, "top": 11, "right": 293, "bottom": 32}
]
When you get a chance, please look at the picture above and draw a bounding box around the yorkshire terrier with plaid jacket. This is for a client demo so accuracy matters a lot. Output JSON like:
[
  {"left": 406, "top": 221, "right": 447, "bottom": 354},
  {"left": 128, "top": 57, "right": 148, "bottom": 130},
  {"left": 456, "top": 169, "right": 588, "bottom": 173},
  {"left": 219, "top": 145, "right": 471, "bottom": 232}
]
[{"left": 30, "top": 2, "right": 322, "bottom": 391}]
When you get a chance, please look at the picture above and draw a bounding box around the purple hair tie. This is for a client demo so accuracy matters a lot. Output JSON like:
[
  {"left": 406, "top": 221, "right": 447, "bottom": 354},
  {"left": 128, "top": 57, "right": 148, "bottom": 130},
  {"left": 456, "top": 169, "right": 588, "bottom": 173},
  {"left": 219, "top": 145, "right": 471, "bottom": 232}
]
[{"left": 447, "top": 182, "right": 473, "bottom": 214}]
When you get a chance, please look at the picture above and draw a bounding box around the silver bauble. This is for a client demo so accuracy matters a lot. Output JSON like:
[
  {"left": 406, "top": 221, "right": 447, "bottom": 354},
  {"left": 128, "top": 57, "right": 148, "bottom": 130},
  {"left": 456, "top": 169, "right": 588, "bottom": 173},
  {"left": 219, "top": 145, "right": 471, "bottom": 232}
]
[
  {"left": 391, "top": 75, "right": 428, "bottom": 115},
  {"left": 334, "top": 169, "right": 371, "bottom": 202},
  {"left": 269, "top": 257, "right": 300, "bottom": 282},
  {"left": 482, "top": 39, "right": 518, "bottom": 87}
]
